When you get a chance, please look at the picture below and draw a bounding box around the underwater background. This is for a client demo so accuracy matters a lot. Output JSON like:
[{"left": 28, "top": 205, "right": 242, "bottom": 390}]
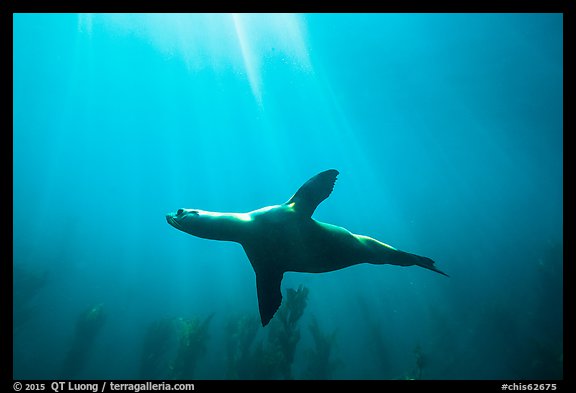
[{"left": 13, "top": 13, "right": 563, "bottom": 380}]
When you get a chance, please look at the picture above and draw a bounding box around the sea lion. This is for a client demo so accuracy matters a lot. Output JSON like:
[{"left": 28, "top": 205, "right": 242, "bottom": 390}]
[{"left": 166, "top": 169, "right": 448, "bottom": 326}]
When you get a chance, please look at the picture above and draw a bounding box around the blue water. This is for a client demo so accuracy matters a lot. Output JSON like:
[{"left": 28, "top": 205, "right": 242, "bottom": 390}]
[{"left": 13, "top": 13, "right": 563, "bottom": 380}]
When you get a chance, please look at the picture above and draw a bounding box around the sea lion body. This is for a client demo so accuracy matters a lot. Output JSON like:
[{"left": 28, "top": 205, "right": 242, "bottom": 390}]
[{"left": 166, "top": 170, "right": 447, "bottom": 326}]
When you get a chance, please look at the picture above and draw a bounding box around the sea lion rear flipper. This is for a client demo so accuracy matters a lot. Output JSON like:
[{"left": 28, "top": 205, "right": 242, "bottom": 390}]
[
  {"left": 255, "top": 270, "right": 284, "bottom": 327},
  {"left": 414, "top": 255, "right": 450, "bottom": 277},
  {"left": 286, "top": 169, "right": 339, "bottom": 217}
]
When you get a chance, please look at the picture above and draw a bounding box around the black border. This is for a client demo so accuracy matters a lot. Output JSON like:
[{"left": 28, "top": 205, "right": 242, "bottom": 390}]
[{"left": 4, "top": 0, "right": 573, "bottom": 13}]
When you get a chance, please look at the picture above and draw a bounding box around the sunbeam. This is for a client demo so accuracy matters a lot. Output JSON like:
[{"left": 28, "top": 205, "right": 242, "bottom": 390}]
[
  {"left": 77, "top": 13, "right": 312, "bottom": 105},
  {"left": 232, "top": 13, "right": 262, "bottom": 105}
]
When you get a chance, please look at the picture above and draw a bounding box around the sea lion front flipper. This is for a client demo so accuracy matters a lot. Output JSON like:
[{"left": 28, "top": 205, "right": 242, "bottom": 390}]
[
  {"left": 255, "top": 270, "right": 284, "bottom": 327},
  {"left": 286, "top": 169, "right": 339, "bottom": 217}
]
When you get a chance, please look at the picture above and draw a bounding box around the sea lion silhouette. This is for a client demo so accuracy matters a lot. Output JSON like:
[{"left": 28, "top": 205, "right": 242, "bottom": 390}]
[{"left": 166, "top": 169, "right": 448, "bottom": 326}]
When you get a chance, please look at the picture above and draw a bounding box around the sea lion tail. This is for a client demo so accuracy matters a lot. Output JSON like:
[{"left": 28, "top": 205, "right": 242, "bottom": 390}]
[{"left": 416, "top": 256, "right": 450, "bottom": 277}]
